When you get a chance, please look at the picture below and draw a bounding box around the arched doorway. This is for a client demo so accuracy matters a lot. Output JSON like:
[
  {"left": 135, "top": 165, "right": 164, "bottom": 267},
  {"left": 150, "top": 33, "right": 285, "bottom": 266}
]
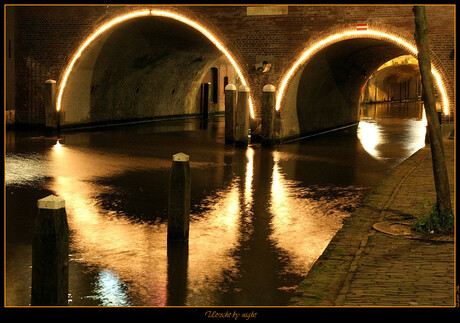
[
  {"left": 277, "top": 29, "right": 449, "bottom": 140},
  {"left": 57, "top": 10, "right": 253, "bottom": 126}
]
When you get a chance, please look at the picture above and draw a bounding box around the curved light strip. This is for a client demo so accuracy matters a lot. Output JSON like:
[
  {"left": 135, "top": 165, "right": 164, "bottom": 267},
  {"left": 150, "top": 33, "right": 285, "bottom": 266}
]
[
  {"left": 57, "top": 9, "right": 255, "bottom": 119},
  {"left": 275, "top": 29, "right": 449, "bottom": 115}
]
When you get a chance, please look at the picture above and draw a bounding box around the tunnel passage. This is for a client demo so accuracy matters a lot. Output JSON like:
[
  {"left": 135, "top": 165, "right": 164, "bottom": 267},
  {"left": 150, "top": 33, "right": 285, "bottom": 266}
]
[
  {"left": 361, "top": 56, "right": 421, "bottom": 103},
  {"left": 61, "top": 15, "right": 235, "bottom": 126},
  {"left": 293, "top": 38, "right": 411, "bottom": 136}
]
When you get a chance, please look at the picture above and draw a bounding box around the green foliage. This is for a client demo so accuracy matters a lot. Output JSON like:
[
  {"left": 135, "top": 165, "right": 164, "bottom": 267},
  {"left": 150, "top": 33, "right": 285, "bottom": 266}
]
[{"left": 412, "top": 203, "right": 454, "bottom": 234}]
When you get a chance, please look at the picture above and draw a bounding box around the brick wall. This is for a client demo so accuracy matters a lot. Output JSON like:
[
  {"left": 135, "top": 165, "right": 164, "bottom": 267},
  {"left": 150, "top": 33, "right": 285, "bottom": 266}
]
[{"left": 10, "top": 5, "right": 455, "bottom": 125}]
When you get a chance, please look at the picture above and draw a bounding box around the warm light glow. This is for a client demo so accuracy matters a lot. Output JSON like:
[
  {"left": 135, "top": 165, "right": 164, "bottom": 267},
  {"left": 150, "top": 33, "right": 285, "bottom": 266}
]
[
  {"left": 56, "top": 10, "right": 150, "bottom": 113},
  {"left": 276, "top": 29, "right": 449, "bottom": 115},
  {"left": 376, "top": 55, "right": 419, "bottom": 71},
  {"left": 95, "top": 269, "right": 131, "bottom": 306},
  {"left": 47, "top": 142, "right": 244, "bottom": 305},
  {"left": 244, "top": 147, "right": 254, "bottom": 207},
  {"left": 57, "top": 9, "right": 255, "bottom": 119},
  {"left": 422, "top": 107, "right": 428, "bottom": 127},
  {"left": 53, "top": 140, "right": 62, "bottom": 153},
  {"left": 357, "top": 121, "right": 382, "bottom": 159},
  {"left": 269, "top": 150, "right": 358, "bottom": 275},
  {"left": 357, "top": 116, "right": 426, "bottom": 160}
]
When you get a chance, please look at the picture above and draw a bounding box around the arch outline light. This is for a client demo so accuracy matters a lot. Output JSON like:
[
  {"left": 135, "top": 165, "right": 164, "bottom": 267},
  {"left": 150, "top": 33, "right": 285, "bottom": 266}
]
[
  {"left": 275, "top": 29, "right": 450, "bottom": 115},
  {"left": 57, "top": 9, "right": 255, "bottom": 119}
]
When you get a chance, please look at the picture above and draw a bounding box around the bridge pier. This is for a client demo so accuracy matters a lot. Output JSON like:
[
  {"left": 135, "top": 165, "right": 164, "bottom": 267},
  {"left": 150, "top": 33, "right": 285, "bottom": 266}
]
[
  {"left": 261, "top": 84, "right": 276, "bottom": 146},
  {"left": 44, "top": 80, "right": 57, "bottom": 130},
  {"left": 235, "top": 85, "right": 250, "bottom": 147}
]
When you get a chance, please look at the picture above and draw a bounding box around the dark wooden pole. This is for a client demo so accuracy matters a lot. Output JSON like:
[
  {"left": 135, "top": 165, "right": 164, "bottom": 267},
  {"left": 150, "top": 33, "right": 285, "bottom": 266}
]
[
  {"left": 167, "top": 153, "right": 191, "bottom": 242},
  {"left": 166, "top": 241, "right": 188, "bottom": 305},
  {"left": 224, "top": 84, "right": 237, "bottom": 144},
  {"left": 31, "top": 195, "right": 69, "bottom": 306},
  {"left": 413, "top": 6, "right": 452, "bottom": 217}
]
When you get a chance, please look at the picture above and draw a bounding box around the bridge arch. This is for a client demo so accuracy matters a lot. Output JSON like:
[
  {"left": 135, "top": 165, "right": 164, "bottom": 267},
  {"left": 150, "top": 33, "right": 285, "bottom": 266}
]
[
  {"left": 57, "top": 9, "right": 254, "bottom": 126},
  {"left": 277, "top": 26, "right": 450, "bottom": 139}
]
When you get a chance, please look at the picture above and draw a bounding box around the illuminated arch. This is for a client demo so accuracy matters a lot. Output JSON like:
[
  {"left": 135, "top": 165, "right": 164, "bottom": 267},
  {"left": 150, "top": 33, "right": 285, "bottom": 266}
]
[
  {"left": 276, "top": 29, "right": 450, "bottom": 115},
  {"left": 57, "top": 9, "right": 255, "bottom": 119}
]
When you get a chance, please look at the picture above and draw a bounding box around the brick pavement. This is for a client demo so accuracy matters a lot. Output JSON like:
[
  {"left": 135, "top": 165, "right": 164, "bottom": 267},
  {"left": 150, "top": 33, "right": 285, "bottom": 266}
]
[{"left": 289, "top": 139, "right": 455, "bottom": 307}]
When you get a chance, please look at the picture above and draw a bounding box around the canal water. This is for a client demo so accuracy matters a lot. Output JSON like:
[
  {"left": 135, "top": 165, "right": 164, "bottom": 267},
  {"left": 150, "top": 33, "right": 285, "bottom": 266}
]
[{"left": 5, "top": 102, "right": 426, "bottom": 306}]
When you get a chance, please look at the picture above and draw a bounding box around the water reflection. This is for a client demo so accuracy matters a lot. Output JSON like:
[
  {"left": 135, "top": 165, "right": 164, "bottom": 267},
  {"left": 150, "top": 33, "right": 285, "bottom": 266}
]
[
  {"left": 167, "top": 242, "right": 188, "bottom": 306},
  {"left": 187, "top": 181, "right": 241, "bottom": 305},
  {"left": 5, "top": 152, "right": 49, "bottom": 185},
  {"left": 357, "top": 121, "right": 382, "bottom": 159},
  {"left": 358, "top": 102, "right": 426, "bottom": 162},
  {"left": 245, "top": 148, "right": 255, "bottom": 207},
  {"left": 93, "top": 269, "right": 131, "bottom": 306},
  {"left": 5, "top": 103, "right": 428, "bottom": 306},
  {"left": 270, "top": 150, "right": 363, "bottom": 276},
  {"left": 46, "top": 140, "right": 247, "bottom": 305}
]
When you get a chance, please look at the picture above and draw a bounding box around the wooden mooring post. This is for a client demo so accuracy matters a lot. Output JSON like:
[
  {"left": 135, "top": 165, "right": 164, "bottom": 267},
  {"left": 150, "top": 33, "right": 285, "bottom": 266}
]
[
  {"left": 224, "top": 84, "right": 237, "bottom": 144},
  {"left": 167, "top": 153, "right": 191, "bottom": 242},
  {"left": 31, "top": 195, "right": 69, "bottom": 306}
]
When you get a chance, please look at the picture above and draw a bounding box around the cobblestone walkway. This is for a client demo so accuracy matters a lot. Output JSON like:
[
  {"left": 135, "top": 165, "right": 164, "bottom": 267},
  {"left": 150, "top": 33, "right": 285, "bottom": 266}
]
[{"left": 289, "top": 139, "right": 455, "bottom": 307}]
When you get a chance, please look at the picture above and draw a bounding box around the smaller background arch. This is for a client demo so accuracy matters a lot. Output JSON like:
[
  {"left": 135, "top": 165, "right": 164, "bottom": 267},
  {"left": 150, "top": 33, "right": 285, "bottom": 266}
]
[{"left": 277, "top": 25, "right": 451, "bottom": 140}]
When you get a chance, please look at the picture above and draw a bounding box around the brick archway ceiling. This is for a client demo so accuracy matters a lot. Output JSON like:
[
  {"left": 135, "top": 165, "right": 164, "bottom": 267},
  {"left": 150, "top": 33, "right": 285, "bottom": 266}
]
[
  {"left": 296, "top": 37, "right": 411, "bottom": 105},
  {"left": 297, "top": 37, "right": 409, "bottom": 95},
  {"left": 90, "top": 16, "right": 223, "bottom": 122},
  {"left": 295, "top": 38, "right": 410, "bottom": 134},
  {"left": 373, "top": 64, "right": 420, "bottom": 84}
]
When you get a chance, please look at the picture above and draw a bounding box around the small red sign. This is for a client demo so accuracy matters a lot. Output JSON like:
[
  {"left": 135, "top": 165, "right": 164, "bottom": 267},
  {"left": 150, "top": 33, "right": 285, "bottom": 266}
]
[{"left": 356, "top": 23, "right": 368, "bottom": 31}]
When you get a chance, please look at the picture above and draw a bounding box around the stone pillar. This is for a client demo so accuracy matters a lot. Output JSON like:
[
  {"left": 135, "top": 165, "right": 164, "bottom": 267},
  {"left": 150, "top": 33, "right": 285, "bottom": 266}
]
[
  {"left": 44, "top": 80, "right": 57, "bottom": 129},
  {"left": 31, "top": 195, "right": 69, "bottom": 306},
  {"left": 167, "top": 153, "right": 191, "bottom": 242},
  {"left": 224, "top": 84, "right": 237, "bottom": 144},
  {"left": 261, "top": 84, "right": 276, "bottom": 145},
  {"left": 235, "top": 85, "right": 250, "bottom": 147}
]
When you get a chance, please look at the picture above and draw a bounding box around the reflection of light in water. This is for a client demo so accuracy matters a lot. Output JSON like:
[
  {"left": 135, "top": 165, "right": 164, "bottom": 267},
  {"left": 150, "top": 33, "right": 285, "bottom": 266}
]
[
  {"left": 48, "top": 144, "right": 169, "bottom": 305},
  {"left": 357, "top": 120, "right": 382, "bottom": 160},
  {"left": 187, "top": 181, "right": 241, "bottom": 304},
  {"left": 4, "top": 140, "right": 61, "bottom": 186},
  {"left": 94, "top": 269, "right": 131, "bottom": 306},
  {"left": 270, "top": 151, "right": 356, "bottom": 276},
  {"left": 52, "top": 175, "right": 168, "bottom": 306},
  {"left": 402, "top": 119, "right": 426, "bottom": 154},
  {"left": 245, "top": 147, "right": 254, "bottom": 207},
  {"left": 53, "top": 140, "right": 63, "bottom": 153},
  {"left": 358, "top": 111, "right": 426, "bottom": 161},
  {"left": 47, "top": 143, "right": 241, "bottom": 306},
  {"left": 5, "top": 153, "right": 48, "bottom": 185},
  {"left": 422, "top": 107, "right": 428, "bottom": 126}
]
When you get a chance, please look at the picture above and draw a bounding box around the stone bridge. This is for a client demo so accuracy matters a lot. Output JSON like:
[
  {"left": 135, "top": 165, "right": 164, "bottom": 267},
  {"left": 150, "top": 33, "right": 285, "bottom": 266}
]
[{"left": 6, "top": 5, "right": 454, "bottom": 140}]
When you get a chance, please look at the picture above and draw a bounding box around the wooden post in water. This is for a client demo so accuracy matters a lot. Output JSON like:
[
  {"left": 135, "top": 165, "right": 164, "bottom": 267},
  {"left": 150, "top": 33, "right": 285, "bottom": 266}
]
[
  {"left": 166, "top": 241, "right": 189, "bottom": 305},
  {"left": 235, "top": 85, "right": 250, "bottom": 147},
  {"left": 167, "top": 153, "right": 191, "bottom": 242},
  {"left": 224, "top": 84, "right": 237, "bottom": 144},
  {"left": 261, "top": 84, "right": 276, "bottom": 146},
  {"left": 31, "top": 195, "right": 69, "bottom": 306}
]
